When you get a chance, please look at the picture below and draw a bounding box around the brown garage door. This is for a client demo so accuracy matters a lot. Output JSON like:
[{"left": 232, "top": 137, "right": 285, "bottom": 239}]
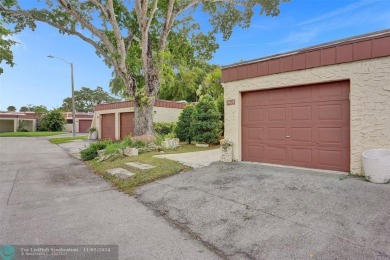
[
  {"left": 242, "top": 81, "right": 350, "bottom": 172},
  {"left": 101, "top": 113, "right": 115, "bottom": 139},
  {"left": 120, "top": 112, "right": 134, "bottom": 139},
  {"left": 79, "top": 120, "right": 92, "bottom": 133}
]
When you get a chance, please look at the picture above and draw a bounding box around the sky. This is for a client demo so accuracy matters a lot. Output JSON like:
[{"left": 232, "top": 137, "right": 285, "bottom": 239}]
[{"left": 0, "top": 0, "right": 389, "bottom": 111}]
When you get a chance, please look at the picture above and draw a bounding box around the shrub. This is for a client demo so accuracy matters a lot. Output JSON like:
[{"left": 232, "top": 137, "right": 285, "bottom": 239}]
[
  {"left": 17, "top": 120, "right": 29, "bottom": 132},
  {"left": 216, "top": 95, "right": 224, "bottom": 135},
  {"left": 80, "top": 146, "right": 98, "bottom": 161},
  {"left": 40, "top": 109, "right": 65, "bottom": 131},
  {"left": 121, "top": 136, "right": 133, "bottom": 147},
  {"left": 89, "top": 127, "right": 97, "bottom": 133},
  {"left": 192, "top": 94, "right": 222, "bottom": 144},
  {"left": 132, "top": 139, "right": 147, "bottom": 148},
  {"left": 175, "top": 104, "right": 195, "bottom": 144},
  {"left": 80, "top": 140, "right": 112, "bottom": 161},
  {"left": 154, "top": 122, "right": 176, "bottom": 135}
]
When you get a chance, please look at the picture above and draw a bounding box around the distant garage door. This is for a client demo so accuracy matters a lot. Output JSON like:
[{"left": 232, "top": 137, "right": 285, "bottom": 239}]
[
  {"left": 120, "top": 112, "right": 134, "bottom": 139},
  {"left": 0, "top": 119, "right": 14, "bottom": 133},
  {"left": 101, "top": 114, "right": 115, "bottom": 139},
  {"left": 242, "top": 81, "right": 350, "bottom": 172},
  {"left": 79, "top": 120, "right": 92, "bottom": 133}
]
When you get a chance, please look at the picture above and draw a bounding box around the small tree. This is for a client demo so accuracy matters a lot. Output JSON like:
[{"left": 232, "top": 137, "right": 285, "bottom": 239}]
[
  {"left": 175, "top": 104, "right": 195, "bottom": 144},
  {"left": 7, "top": 105, "right": 16, "bottom": 112},
  {"left": 33, "top": 105, "right": 48, "bottom": 119},
  {"left": 40, "top": 109, "right": 66, "bottom": 132},
  {"left": 19, "top": 106, "right": 29, "bottom": 112},
  {"left": 17, "top": 120, "right": 28, "bottom": 132},
  {"left": 192, "top": 94, "right": 221, "bottom": 144}
]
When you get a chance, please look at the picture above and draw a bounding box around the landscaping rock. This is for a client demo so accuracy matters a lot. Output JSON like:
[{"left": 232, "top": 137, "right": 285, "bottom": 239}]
[
  {"left": 148, "top": 143, "right": 159, "bottom": 150},
  {"left": 124, "top": 147, "right": 138, "bottom": 157},
  {"left": 106, "top": 168, "right": 135, "bottom": 180},
  {"left": 98, "top": 149, "right": 106, "bottom": 157},
  {"left": 97, "top": 153, "right": 114, "bottom": 162},
  {"left": 125, "top": 162, "right": 155, "bottom": 170},
  {"left": 162, "top": 138, "right": 180, "bottom": 149}
]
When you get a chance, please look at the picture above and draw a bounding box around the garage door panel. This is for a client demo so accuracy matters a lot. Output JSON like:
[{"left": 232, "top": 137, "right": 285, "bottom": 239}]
[
  {"left": 244, "top": 145, "right": 265, "bottom": 161},
  {"left": 267, "top": 88, "right": 287, "bottom": 103},
  {"left": 291, "top": 147, "right": 313, "bottom": 164},
  {"left": 268, "top": 127, "right": 286, "bottom": 141},
  {"left": 317, "top": 103, "right": 343, "bottom": 121},
  {"left": 242, "top": 80, "right": 350, "bottom": 172},
  {"left": 318, "top": 83, "right": 343, "bottom": 99},
  {"left": 120, "top": 112, "right": 134, "bottom": 139},
  {"left": 290, "top": 86, "right": 313, "bottom": 101},
  {"left": 101, "top": 114, "right": 115, "bottom": 140},
  {"left": 318, "top": 127, "right": 343, "bottom": 144},
  {"left": 243, "top": 107, "right": 266, "bottom": 124},
  {"left": 79, "top": 120, "right": 91, "bottom": 133},
  {"left": 318, "top": 148, "right": 345, "bottom": 169},
  {"left": 268, "top": 107, "right": 287, "bottom": 121},
  {"left": 245, "top": 127, "right": 264, "bottom": 141},
  {"left": 266, "top": 146, "right": 288, "bottom": 162},
  {"left": 242, "top": 91, "right": 267, "bottom": 106},
  {"left": 315, "top": 81, "right": 349, "bottom": 101},
  {"left": 291, "top": 127, "right": 313, "bottom": 143},
  {"left": 291, "top": 105, "right": 312, "bottom": 121}
]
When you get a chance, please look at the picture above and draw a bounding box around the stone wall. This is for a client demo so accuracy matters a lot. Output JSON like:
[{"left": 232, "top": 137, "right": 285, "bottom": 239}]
[{"left": 224, "top": 56, "right": 390, "bottom": 175}]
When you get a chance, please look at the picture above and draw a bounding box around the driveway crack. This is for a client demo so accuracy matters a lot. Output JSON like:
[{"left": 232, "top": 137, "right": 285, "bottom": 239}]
[
  {"left": 6, "top": 169, "right": 18, "bottom": 206},
  {"left": 137, "top": 185, "right": 228, "bottom": 259}
]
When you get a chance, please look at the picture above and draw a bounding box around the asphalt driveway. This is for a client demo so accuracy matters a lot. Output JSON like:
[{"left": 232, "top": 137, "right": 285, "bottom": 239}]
[
  {"left": 0, "top": 137, "right": 219, "bottom": 259},
  {"left": 137, "top": 162, "right": 390, "bottom": 259}
]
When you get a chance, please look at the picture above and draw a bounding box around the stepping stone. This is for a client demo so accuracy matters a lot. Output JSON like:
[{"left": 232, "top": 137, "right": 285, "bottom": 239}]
[
  {"left": 106, "top": 168, "right": 135, "bottom": 180},
  {"left": 125, "top": 162, "right": 155, "bottom": 170}
]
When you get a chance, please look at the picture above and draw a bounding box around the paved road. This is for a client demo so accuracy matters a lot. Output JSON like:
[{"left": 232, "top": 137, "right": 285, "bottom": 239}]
[
  {"left": 0, "top": 137, "right": 220, "bottom": 260},
  {"left": 138, "top": 162, "right": 390, "bottom": 259}
]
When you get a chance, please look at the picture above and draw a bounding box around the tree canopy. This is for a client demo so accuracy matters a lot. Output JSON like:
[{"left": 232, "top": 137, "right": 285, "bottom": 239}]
[
  {"left": 1, "top": 0, "right": 287, "bottom": 135},
  {"left": 0, "top": 21, "right": 17, "bottom": 74},
  {"left": 6, "top": 105, "right": 16, "bottom": 111},
  {"left": 61, "top": 86, "right": 119, "bottom": 112}
]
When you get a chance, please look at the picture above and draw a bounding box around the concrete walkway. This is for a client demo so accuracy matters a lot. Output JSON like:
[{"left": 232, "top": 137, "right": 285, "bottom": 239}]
[
  {"left": 0, "top": 137, "right": 220, "bottom": 259},
  {"left": 154, "top": 148, "right": 220, "bottom": 168},
  {"left": 58, "top": 139, "right": 96, "bottom": 159}
]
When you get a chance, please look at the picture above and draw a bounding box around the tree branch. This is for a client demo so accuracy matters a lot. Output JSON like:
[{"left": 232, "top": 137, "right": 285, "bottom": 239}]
[
  {"left": 0, "top": 5, "right": 118, "bottom": 71},
  {"left": 175, "top": 0, "right": 245, "bottom": 16},
  {"left": 146, "top": 0, "right": 159, "bottom": 32},
  {"left": 56, "top": 0, "right": 115, "bottom": 54},
  {"left": 89, "top": 0, "right": 110, "bottom": 20},
  {"left": 158, "top": 0, "right": 175, "bottom": 51},
  {"left": 106, "top": 0, "right": 127, "bottom": 69}
]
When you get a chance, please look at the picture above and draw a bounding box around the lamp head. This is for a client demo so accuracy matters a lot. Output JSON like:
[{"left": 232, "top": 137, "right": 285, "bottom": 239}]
[{"left": 47, "top": 55, "right": 54, "bottom": 58}]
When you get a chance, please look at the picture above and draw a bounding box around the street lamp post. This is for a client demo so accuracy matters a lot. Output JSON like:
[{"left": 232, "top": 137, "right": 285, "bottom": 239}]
[{"left": 48, "top": 55, "right": 76, "bottom": 137}]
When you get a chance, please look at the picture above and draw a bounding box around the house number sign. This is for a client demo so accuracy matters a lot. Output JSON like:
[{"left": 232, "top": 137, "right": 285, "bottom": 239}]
[{"left": 226, "top": 99, "right": 235, "bottom": 106}]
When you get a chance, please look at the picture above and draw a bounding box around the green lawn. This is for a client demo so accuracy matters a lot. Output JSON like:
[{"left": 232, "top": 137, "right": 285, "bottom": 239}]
[
  {"left": 87, "top": 143, "right": 218, "bottom": 194},
  {"left": 0, "top": 131, "right": 67, "bottom": 137},
  {"left": 49, "top": 135, "right": 88, "bottom": 144}
]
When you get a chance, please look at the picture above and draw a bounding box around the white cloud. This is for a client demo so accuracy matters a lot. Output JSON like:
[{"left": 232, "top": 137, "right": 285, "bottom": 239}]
[
  {"left": 278, "top": 0, "right": 389, "bottom": 46},
  {"left": 298, "top": 0, "right": 382, "bottom": 26}
]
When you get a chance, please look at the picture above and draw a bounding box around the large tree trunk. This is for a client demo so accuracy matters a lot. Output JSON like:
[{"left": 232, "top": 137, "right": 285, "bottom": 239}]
[
  {"left": 133, "top": 96, "right": 155, "bottom": 136},
  {"left": 132, "top": 34, "right": 160, "bottom": 136}
]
